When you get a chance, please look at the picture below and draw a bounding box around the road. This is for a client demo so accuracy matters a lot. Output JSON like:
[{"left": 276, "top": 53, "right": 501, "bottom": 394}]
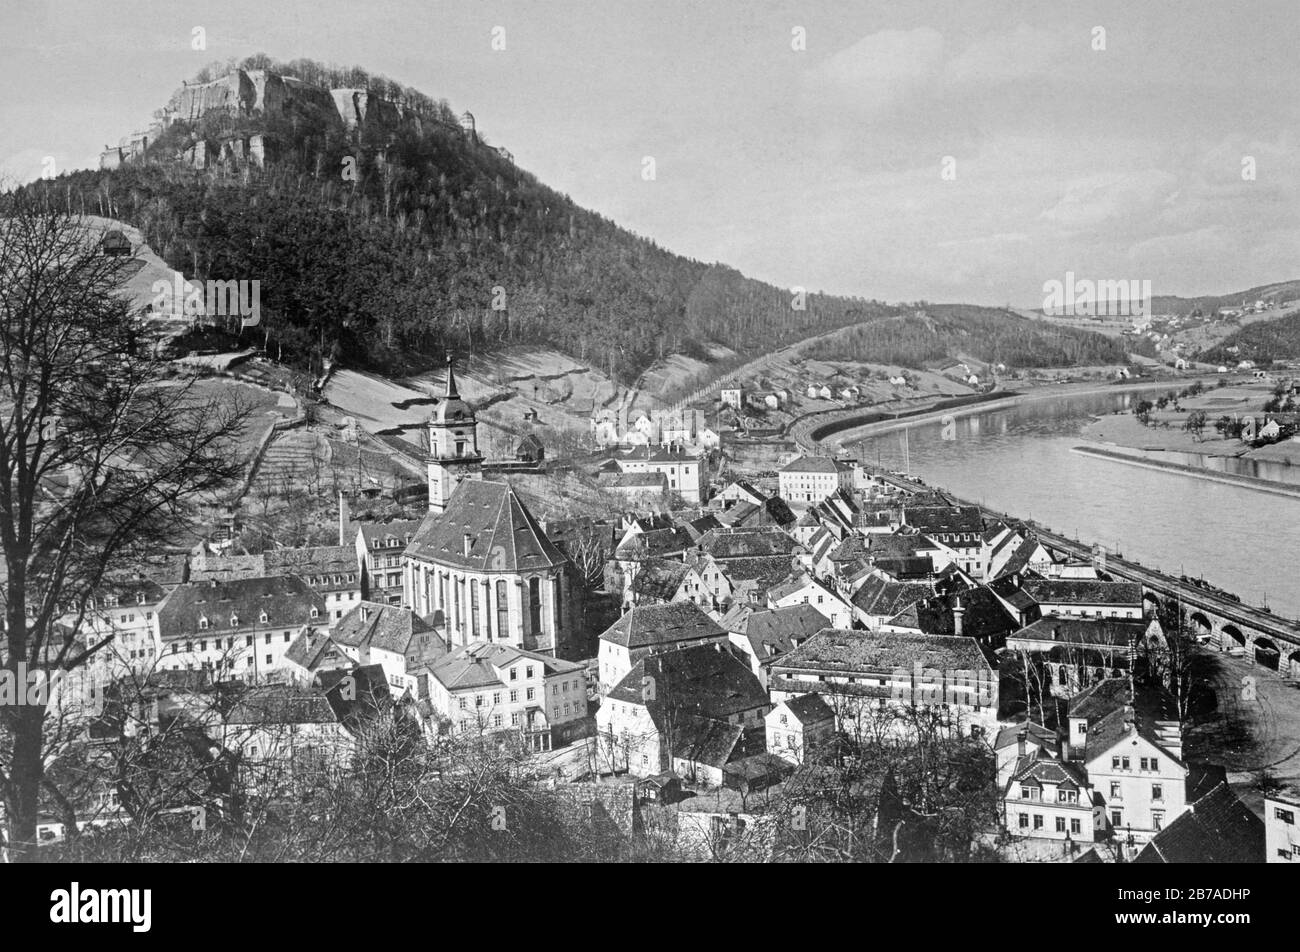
[{"left": 1185, "top": 651, "right": 1300, "bottom": 813}]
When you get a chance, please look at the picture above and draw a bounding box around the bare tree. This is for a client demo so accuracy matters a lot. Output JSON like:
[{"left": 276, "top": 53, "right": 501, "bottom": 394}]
[{"left": 0, "top": 193, "right": 247, "bottom": 860}]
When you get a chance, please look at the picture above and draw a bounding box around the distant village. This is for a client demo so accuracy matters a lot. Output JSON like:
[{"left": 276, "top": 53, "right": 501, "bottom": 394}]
[{"left": 17, "top": 357, "right": 1298, "bottom": 865}]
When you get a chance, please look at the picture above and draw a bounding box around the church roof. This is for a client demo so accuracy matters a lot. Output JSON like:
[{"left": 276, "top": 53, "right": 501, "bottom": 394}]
[{"left": 405, "top": 479, "right": 568, "bottom": 573}]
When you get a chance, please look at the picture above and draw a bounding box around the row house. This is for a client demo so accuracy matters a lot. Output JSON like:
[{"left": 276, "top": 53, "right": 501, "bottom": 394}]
[
  {"left": 155, "top": 576, "right": 328, "bottom": 681},
  {"left": 769, "top": 628, "right": 999, "bottom": 738}
]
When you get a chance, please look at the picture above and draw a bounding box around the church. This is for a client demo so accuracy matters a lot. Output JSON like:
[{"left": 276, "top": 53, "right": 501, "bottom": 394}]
[{"left": 402, "top": 359, "right": 573, "bottom": 655}]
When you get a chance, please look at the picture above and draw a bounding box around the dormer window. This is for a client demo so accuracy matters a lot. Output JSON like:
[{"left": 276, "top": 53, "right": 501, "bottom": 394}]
[
  {"left": 198, "top": 616, "right": 209, "bottom": 630},
  {"left": 259, "top": 611, "right": 269, "bottom": 624},
  {"left": 310, "top": 607, "right": 319, "bottom": 619},
  {"left": 137, "top": 593, "right": 146, "bottom": 605},
  {"left": 230, "top": 614, "right": 239, "bottom": 627}
]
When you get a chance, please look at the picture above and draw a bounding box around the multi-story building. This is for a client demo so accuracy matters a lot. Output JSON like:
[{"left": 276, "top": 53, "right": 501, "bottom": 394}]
[
  {"left": 65, "top": 572, "right": 167, "bottom": 679},
  {"left": 900, "top": 506, "right": 986, "bottom": 577},
  {"left": 778, "top": 455, "right": 853, "bottom": 505},
  {"left": 596, "top": 642, "right": 769, "bottom": 778},
  {"left": 597, "top": 601, "right": 728, "bottom": 694},
  {"left": 422, "top": 642, "right": 587, "bottom": 750},
  {"left": 615, "top": 443, "right": 706, "bottom": 503},
  {"left": 354, "top": 519, "right": 422, "bottom": 606},
  {"left": 265, "top": 544, "right": 362, "bottom": 621},
  {"left": 328, "top": 601, "right": 446, "bottom": 698},
  {"left": 1064, "top": 679, "right": 1188, "bottom": 848},
  {"left": 769, "top": 628, "right": 999, "bottom": 737},
  {"left": 765, "top": 694, "right": 834, "bottom": 764},
  {"left": 1019, "top": 579, "right": 1144, "bottom": 619},
  {"left": 155, "top": 576, "right": 328, "bottom": 681},
  {"left": 1003, "top": 752, "right": 1097, "bottom": 842}
]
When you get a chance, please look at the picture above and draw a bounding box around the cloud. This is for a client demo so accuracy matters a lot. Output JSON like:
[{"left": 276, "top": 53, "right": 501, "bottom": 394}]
[
  {"left": 1040, "top": 170, "right": 1180, "bottom": 230},
  {"left": 805, "top": 28, "right": 945, "bottom": 119},
  {"left": 945, "top": 24, "right": 1069, "bottom": 86}
]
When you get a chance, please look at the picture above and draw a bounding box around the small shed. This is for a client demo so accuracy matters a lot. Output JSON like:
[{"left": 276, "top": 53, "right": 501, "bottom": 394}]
[{"left": 100, "top": 230, "right": 132, "bottom": 257}]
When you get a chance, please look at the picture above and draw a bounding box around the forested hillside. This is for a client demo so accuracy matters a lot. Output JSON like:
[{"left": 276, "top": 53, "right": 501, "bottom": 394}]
[
  {"left": 1198, "top": 309, "right": 1300, "bottom": 365},
  {"left": 23, "top": 55, "right": 1132, "bottom": 383},
  {"left": 800, "top": 305, "right": 1130, "bottom": 368}
]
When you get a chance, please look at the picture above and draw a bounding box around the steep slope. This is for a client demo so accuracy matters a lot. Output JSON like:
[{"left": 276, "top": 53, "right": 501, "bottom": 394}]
[
  {"left": 28, "top": 55, "right": 1131, "bottom": 384},
  {"left": 1198, "top": 307, "right": 1300, "bottom": 364}
]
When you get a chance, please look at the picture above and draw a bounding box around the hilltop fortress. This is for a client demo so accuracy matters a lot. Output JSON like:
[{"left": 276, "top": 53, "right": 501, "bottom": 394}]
[{"left": 99, "top": 67, "right": 508, "bottom": 171}]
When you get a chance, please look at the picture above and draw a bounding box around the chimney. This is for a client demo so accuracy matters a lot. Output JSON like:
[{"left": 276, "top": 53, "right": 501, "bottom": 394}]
[
  {"left": 463, "top": 533, "right": 473, "bottom": 557},
  {"left": 339, "top": 492, "right": 350, "bottom": 546},
  {"left": 1017, "top": 728, "right": 1027, "bottom": 757},
  {"left": 952, "top": 596, "right": 965, "bottom": 637}
]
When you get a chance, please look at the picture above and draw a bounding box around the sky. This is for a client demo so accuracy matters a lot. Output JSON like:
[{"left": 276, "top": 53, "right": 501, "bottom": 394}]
[{"left": 2, "top": 0, "right": 1297, "bottom": 307}]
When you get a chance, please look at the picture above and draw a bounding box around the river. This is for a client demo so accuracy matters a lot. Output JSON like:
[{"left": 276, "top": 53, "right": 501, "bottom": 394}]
[{"left": 852, "top": 390, "right": 1300, "bottom": 619}]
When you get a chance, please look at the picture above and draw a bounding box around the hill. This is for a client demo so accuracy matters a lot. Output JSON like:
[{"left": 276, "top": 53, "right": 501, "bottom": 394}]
[
  {"left": 1197, "top": 307, "right": 1300, "bottom": 365},
  {"left": 1150, "top": 280, "right": 1300, "bottom": 318},
  {"left": 23, "top": 55, "right": 1134, "bottom": 385}
]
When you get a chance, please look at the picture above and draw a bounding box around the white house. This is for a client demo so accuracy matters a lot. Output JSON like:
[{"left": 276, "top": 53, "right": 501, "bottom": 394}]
[
  {"left": 765, "top": 573, "right": 854, "bottom": 628},
  {"left": 765, "top": 694, "right": 834, "bottom": 764},
  {"left": 423, "top": 641, "right": 587, "bottom": 750},
  {"left": 1265, "top": 788, "right": 1300, "bottom": 862},
  {"left": 778, "top": 455, "right": 852, "bottom": 505}
]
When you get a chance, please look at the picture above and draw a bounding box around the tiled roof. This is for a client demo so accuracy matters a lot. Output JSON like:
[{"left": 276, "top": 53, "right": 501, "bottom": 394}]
[
  {"left": 993, "top": 721, "right": 1058, "bottom": 754},
  {"left": 285, "top": 628, "right": 350, "bottom": 672},
  {"left": 617, "top": 526, "right": 694, "bottom": 560},
  {"left": 852, "top": 574, "right": 934, "bottom": 617},
  {"left": 901, "top": 506, "right": 984, "bottom": 536},
  {"left": 780, "top": 455, "right": 847, "bottom": 474},
  {"left": 630, "top": 559, "right": 692, "bottom": 601},
  {"left": 156, "top": 576, "right": 325, "bottom": 640},
  {"left": 699, "top": 526, "right": 799, "bottom": 560},
  {"left": 915, "top": 587, "right": 1018, "bottom": 640},
  {"left": 781, "top": 692, "right": 834, "bottom": 724},
  {"left": 1009, "top": 753, "right": 1088, "bottom": 788},
  {"left": 775, "top": 628, "right": 993, "bottom": 676},
  {"left": 670, "top": 714, "right": 745, "bottom": 769},
  {"left": 600, "top": 601, "right": 725, "bottom": 650},
  {"left": 605, "top": 643, "right": 768, "bottom": 720},
  {"left": 868, "top": 532, "right": 939, "bottom": 559},
  {"left": 725, "top": 603, "right": 826, "bottom": 665},
  {"left": 430, "top": 641, "right": 583, "bottom": 692},
  {"left": 1134, "top": 783, "right": 1263, "bottom": 864},
  {"left": 332, "top": 601, "right": 439, "bottom": 656},
  {"left": 355, "top": 519, "right": 423, "bottom": 548},
  {"left": 1012, "top": 616, "right": 1148, "bottom": 647},
  {"left": 226, "top": 685, "right": 340, "bottom": 725},
  {"left": 264, "top": 545, "right": 359, "bottom": 588},
  {"left": 405, "top": 480, "right": 567, "bottom": 573},
  {"left": 1021, "top": 580, "right": 1143, "bottom": 606}
]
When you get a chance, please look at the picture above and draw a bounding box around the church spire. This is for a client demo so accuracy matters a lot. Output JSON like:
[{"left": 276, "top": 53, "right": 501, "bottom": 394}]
[{"left": 444, "top": 355, "right": 460, "bottom": 400}]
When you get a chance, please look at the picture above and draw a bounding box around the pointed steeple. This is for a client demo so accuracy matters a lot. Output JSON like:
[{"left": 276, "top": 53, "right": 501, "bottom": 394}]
[{"left": 444, "top": 355, "right": 460, "bottom": 400}]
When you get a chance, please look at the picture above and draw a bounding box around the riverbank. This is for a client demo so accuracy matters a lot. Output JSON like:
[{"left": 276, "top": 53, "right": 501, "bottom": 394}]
[
  {"left": 1070, "top": 445, "right": 1300, "bottom": 500},
  {"left": 804, "top": 376, "right": 1224, "bottom": 449}
]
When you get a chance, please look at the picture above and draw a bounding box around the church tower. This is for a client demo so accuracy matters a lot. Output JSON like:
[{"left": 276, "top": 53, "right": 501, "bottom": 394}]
[{"left": 427, "top": 356, "right": 483, "bottom": 513}]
